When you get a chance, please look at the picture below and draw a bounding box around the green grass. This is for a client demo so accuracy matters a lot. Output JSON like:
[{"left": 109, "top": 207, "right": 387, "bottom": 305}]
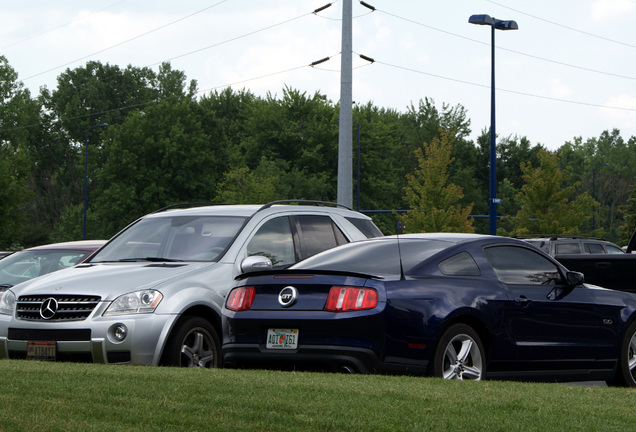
[{"left": 1, "top": 360, "right": 635, "bottom": 431}]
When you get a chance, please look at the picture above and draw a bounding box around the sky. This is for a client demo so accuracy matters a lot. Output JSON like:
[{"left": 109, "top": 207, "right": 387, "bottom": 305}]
[{"left": 2, "top": 0, "right": 635, "bottom": 151}]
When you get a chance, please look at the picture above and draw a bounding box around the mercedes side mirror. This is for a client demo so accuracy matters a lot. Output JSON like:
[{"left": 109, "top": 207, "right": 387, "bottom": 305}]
[{"left": 240, "top": 256, "right": 272, "bottom": 273}]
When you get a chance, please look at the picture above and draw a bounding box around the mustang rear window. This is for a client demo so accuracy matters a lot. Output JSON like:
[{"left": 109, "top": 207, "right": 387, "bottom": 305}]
[{"left": 295, "top": 238, "right": 450, "bottom": 277}]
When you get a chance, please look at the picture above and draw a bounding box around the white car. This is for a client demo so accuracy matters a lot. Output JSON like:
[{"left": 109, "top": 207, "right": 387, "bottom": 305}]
[{"left": 0, "top": 201, "right": 381, "bottom": 367}]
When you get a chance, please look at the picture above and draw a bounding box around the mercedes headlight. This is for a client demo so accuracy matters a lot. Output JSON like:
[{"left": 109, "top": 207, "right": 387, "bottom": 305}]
[
  {"left": 103, "top": 290, "right": 163, "bottom": 316},
  {"left": 0, "top": 289, "right": 15, "bottom": 315}
]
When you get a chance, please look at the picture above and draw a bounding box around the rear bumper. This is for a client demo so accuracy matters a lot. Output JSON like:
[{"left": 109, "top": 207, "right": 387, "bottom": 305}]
[{"left": 223, "top": 343, "right": 385, "bottom": 374}]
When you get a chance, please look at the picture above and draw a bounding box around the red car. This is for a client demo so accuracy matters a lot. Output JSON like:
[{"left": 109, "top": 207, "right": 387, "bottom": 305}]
[{"left": 0, "top": 240, "right": 106, "bottom": 296}]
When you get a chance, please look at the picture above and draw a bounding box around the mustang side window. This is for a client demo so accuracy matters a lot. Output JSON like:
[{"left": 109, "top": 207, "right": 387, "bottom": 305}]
[
  {"left": 484, "top": 246, "right": 563, "bottom": 285},
  {"left": 438, "top": 252, "right": 480, "bottom": 276}
]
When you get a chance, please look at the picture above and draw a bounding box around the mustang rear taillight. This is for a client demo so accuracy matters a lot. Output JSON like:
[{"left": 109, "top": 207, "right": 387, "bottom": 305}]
[
  {"left": 324, "top": 286, "right": 378, "bottom": 312},
  {"left": 226, "top": 287, "right": 255, "bottom": 311}
]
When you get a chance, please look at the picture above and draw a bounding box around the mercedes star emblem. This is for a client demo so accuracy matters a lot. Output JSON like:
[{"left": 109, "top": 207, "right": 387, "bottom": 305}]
[{"left": 40, "top": 298, "right": 59, "bottom": 320}]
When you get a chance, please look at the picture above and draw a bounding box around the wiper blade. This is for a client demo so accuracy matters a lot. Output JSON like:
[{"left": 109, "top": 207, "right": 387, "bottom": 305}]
[
  {"left": 117, "top": 257, "right": 184, "bottom": 263},
  {"left": 0, "top": 284, "right": 13, "bottom": 289}
]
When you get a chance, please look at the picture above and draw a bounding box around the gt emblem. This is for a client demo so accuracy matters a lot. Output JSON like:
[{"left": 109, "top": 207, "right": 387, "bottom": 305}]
[
  {"left": 278, "top": 286, "right": 298, "bottom": 308},
  {"left": 40, "top": 298, "right": 59, "bottom": 320}
]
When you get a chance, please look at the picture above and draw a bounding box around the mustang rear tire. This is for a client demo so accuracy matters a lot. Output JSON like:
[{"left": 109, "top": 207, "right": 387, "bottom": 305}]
[
  {"left": 608, "top": 321, "right": 636, "bottom": 387},
  {"left": 432, "top": 324, "right": 485, "bottom": 381},
  {"left": 161, "top": 317, "right": 220, "bottom": 368}
]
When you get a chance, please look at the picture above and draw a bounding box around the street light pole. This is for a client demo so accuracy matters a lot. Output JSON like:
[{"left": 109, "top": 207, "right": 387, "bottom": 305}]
[
  {"left": 354, "top": 120, "right": 360, "bottom": 212},
  {"left": 469, "top": 14, "right": 518, "bottom": 235},
  {"left": 83, "top": 123, "right": 108, "bottom": 240}
]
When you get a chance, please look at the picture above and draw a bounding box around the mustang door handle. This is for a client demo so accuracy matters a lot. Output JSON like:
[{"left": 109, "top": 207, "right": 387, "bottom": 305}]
[{"left": 515, "top": 295, "right": 532, "bottom": 305}]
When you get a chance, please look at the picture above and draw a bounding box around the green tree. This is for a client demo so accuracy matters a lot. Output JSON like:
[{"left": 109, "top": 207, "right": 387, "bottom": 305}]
[
  {"left": 0, "top": 55, "right": 37, "bottom": 247},
  {"left": 236, "top": 87, "right": 338, "bottom": 200},
  {"left": 0, "top": 146, "right": 31, "bottom": 248},
  {"left": 88, "top": 98, "right": 217, "bottom": 238},
  {"left": 619, "top": 184, "right": 636, "bottom": 245},
  {"left": 215, "top": 158, "right": 290, "bottom": 204},
  {"left": 400, "top": 130, "right": 474, "bottom": 233},
  {"left": 46, "top": 61, "right": 160, "bottom": 143},
  {"left": 558, "top": 130, "right": 636, "bottom": 241},
  {"left": 512, "top": 150, "right": 597, "bottom": 236}
]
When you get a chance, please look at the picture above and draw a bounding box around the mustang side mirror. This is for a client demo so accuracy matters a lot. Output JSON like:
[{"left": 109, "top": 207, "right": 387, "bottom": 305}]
[
  {"left": 240, "top": 255, "right": 272, "bottom": 273},
  {"left": 566, "top": 271, "right": 584, "bottom": 286}
]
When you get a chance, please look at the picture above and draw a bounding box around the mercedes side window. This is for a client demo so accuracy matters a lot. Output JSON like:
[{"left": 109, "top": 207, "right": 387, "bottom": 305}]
[
  {"left": 484, "top": 246, "right": 563, "bottom": 285},
  {"left": 345, "top": 217, "right": 383, "bottom": 238},
  {"left": 296, "top": 215, "right": 348, "bottom": 259},
  {"left": 247, "top": 217, "right": 296, "bottom": 268}
]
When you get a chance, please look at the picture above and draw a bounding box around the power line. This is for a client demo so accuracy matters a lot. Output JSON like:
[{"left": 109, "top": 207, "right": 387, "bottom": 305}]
[
  {"left": 145, "top": 10, "right": 313, "bottom": 68},
  {"left": 0, "top": 0, "right": 129, "bottom": 50},
  {"left": 486, "top": 0, "right": 636, "bottom": 49},
  {"left": 19, "top": 0, "right": 229, "bottom": 82},
  {"left": 375, "top": 8, "right": 636, "bottom": 82},
  {"left": 374, "top": 59, "right": 636, "bottom": 113}
]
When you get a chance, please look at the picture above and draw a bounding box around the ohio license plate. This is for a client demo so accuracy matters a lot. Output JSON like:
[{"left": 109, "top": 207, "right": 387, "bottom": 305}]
[
  {"left": 27, "top": 341, "right": 56, "bottom": 360},
  {"left": 266, "top": 329, "right": 298, "bottom": 349}
]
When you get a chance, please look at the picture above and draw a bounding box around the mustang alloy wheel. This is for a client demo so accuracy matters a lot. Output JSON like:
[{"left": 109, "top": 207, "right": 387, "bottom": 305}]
[
  {"left": 161, "top": 316, "right": 220, "bottom": 368},
  {"left": 432, "top": 324, "right": 485, "bottom": 381},
  {"left": 609, "top": 321, "right": 636, "bottom": 387}
]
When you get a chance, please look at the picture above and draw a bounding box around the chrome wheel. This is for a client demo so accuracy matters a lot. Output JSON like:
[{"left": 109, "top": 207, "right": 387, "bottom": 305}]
[
  {"left": 608, "top": 322, "right": 636, "bottom": 387},
  {"left": 441, "top": 333, "right": 483, "bottom": 380},
  {"left": 161, "top": 317, "right": 220, "bottom": 368},
  {"left": 180, "top": 327, "right": 216, "bottom": 368},
  {"left": 433, "top": 324, "right": 485, "bottom": 381},
  {"left": 627, "top": 331, "right": 636, "bottom": 382}
]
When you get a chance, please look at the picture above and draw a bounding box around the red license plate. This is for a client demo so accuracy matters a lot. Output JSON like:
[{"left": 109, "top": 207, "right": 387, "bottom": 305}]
[{"left": 27, "top": 341, "right": 56, "bottom": 360}]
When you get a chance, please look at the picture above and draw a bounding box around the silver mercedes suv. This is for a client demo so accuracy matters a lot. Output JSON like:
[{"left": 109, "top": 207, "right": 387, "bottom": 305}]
[{"left": 0, "top": 201, "right": 382, "bottom": 367}]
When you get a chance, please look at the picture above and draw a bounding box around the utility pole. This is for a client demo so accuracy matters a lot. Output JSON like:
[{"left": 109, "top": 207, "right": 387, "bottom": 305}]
[{"left": 337, "top": 0, "right": 353, "bottom": 208}]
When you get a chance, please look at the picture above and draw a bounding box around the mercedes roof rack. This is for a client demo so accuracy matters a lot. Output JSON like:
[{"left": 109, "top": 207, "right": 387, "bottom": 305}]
[{"left": 256, "top": 200, "right": 353, "bottom": 212}]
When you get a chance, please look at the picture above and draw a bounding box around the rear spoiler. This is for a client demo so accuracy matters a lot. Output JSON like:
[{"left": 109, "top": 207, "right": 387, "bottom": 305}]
[{"left": 235, "top": 268, "right": 383, "bottom": 281}]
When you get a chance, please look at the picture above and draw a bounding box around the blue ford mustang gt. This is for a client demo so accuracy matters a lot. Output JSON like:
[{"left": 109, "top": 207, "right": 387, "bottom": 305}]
[{"left": 222, "top": 234, "right": 636, "bottom": 386}]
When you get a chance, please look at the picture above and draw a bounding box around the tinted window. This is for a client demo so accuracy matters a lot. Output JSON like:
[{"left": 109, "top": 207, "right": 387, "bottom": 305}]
[
  {"left": 438, "top": 252, "right": 480, "bottom": 276},
  {"left": 247, "top": 217, "right": 295, "bottom": 268},
  {"left": 297, "top": 215, "right": 348, "bottom": 259},
  {"left": 606, "top": 244, "right": 625, "bottom": 254},
  {"left": 555, "top": 243, "right": 580, "bottom": 254},
  {"left": 484, "top": 246, "right": 562, "bottom": 285},
  {"left": 345, "top": 217, "right": 383, "bottom": 238},
  {"left": 294, "top": 238, "right": 451, "bottom": 277},
  {"left": 584, "top": 243, "right": 605, "bottom": 254}
]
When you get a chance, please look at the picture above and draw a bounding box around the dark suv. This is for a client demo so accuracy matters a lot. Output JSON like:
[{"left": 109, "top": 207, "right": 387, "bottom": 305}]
[{"left": 520, "top": 235, "right": 624, "bottom": 256}]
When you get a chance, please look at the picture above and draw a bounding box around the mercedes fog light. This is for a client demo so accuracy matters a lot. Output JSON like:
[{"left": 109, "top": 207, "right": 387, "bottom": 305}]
[{"left": 111, "top": 324, "right": 128, "bottom": 342}]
